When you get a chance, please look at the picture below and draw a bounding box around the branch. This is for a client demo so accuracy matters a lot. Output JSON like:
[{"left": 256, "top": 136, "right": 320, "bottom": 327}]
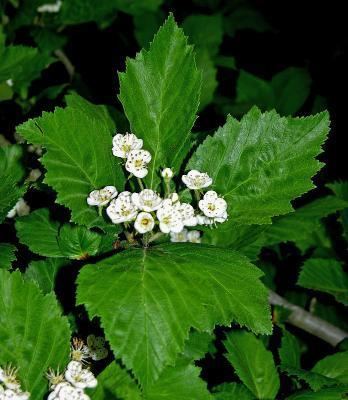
[
  {"left": 54, "top": 49, "right": 75, "bottom": 81},
  {"left": 269, "top": 290, "right": 348, "bottom": 346}
]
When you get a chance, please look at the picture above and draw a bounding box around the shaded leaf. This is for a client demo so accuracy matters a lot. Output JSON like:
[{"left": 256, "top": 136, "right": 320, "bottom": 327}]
[{"left": 0, "top": 243, "right": 16, "bottom": 270}]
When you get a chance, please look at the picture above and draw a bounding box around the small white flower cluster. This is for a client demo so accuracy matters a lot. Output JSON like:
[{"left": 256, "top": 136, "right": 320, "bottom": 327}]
[
  {"left": 86, "top": 133, "right": 228, "bottom": 244},
  {"left": 46, "top": 336, "right": 106, "bottom": 400},
  {"left": 6, "top": 198, "right": 30, "bottom": 219},
  {"left": 0, "top": 365, "right": 30, "bottom": 399},
  {"left": 37, "top": 0, "right": 62, "bottom": 13}
]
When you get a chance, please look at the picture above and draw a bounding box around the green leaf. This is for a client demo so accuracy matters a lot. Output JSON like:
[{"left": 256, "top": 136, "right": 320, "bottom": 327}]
[
  {"left": 265, "top": 196, "right": 348, "bottom": 251},
  {"left": 0, "top": 145, "right": 25, "bottom": 223},
  {"left": 16, "top": 208, "right": 61, "bottom": 257},
  {"left": 17, "top": 97, "right": 124, "bottom": 228},
  {"left": 181, "top": 330, "right": 216, "bottom": 361},
  {"left": 77, "top": 243, "right": 271, "bottom": 386},
  {"left": 183, "top": 14, "right": 223, "bottom": 57},
  {"left": 187, "top": 107, "right": 330, "bottom": 225},
  {"left": 279, "top": 329, "right": 302, "bottom": 370},
  {"left": 223, "top": 330, "right": 280, "bottom": 399},
  {"left": 92, "top": 358, "right": 211, "bottom": 400},
  {"left": 195, "top": 49, "right": 218, "bottom": 110},
  {"left": 0, "top": 243, "right": 16, "bottom": 270},
  {"left": 298, "top": 258, "right": 348, "bottom": 305},
  {"left": 212, "top": 383, "right": 254, "bottom": 399},
  {"left": 224, "top": 7, "right": 271, "bottom": 37},
  {"left": 25, "top": 258, "right": 67, "bottom": 294},
  {"left": 133, "top": 11, "right": 164, "bottom": 47},
  {"left": 312, "top": 351, "right": 348, "bottom": 384},
  {"left": 118, "top": 14, "right": 201, "bottom": 188},
  {"left": 57, "top": 224, "right": 102, "bottom": 259},
  {"left": 327, "top": 182, "right": 348, "bottom": 240},
  {"left": 286, "top": 387, "right": 348, "bottom": 400},
  {"left": 0, "top": 270, "right": 71, "bottom": 398}
]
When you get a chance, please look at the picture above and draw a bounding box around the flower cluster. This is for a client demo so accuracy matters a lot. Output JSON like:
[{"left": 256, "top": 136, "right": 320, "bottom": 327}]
[
  {"left": 86, "top": 132, "right": 228, "bottom": 245},
  {"left": 6, "top": 198, "right": 30, "bottom": 219},
  {"left": 0, "top": 365, "right": 30, "bottom": 399},
  {"left": 46, "top": 336, "right": 107, "bottom": 400}
]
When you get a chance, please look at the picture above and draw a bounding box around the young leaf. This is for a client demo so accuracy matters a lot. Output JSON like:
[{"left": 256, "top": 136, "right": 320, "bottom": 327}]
[
  {"left": 25, "top": 258, "right": 68, "bottom": 294},
  {"left": 0, "top": 145, "right": 25, "bottom": 223},
  {"left": 77, "top": 243, "right": 271, "bottom": 386},
  {"left": 0, "top": 243, "right": 16, "bottom": 270},
  {"left": 188, "top": 107, "right": 330, "bottom": 225},
  {"left": 298, "top": 258, "right": 348, "bottom": 305},
  {"left": 212, "top": 383, "right": 254, "bottom": 399},
  {"left": 279, "top": 329, "right": 302, "bottom": 370},
  {"left": 223, "top": 330, "right": 280, "bottom": 399},
  {"left": 16, "top": 97, "right": 124, "bottom": 228},
  {"left": 118, "top": 14, "right": 201, "bottom": 188},
  {"left": 15, "top": 208, "right": 62, "bottom": 257},
  {"left": 0, "top": 270, "right": 71, "bottom": 398}
]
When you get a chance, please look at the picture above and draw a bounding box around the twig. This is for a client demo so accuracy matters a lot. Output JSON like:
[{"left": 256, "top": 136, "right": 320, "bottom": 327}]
[
  {"left": 269, "top": 290, "right": 348, "bottom": 346},
  {"left": 54, "top": 49, "right": 75, "bottom": 81}
]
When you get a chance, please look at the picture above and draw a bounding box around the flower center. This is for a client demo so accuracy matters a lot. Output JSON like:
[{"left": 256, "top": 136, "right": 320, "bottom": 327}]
[
  {"left": 135, "top": 159, "right": 143, "bottom": 168},
  {"left": 122, "top": 144, "right": 131, "bottom": 152},
  {"left": 207, "top": 203, "right": 216, "bottom": 211},
  {"left": 141, "top": 218, "right": 151, "bottom": 226}
]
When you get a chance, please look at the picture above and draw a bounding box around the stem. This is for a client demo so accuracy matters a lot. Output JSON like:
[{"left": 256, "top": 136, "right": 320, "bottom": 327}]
[
  {"left": 269, "top": 290, "right": 348, "bottom": 346},
  {"left": 54, "top": 49, "right": 75, "bottom": 81},
  {"left": 137, "top": 177, "right": 145, "bottom": 191},
  {"left": 194, "top": 190, "right": 201, "bottom": 203},
  {"left": 98, "top": 206, "right": 103, "bottom": 217}
]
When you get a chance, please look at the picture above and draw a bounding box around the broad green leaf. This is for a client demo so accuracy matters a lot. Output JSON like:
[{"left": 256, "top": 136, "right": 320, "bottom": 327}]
[
  {"left": 16, "top": 208, "right": 61, "bottom": 257},
  {"left": 25, "top": 258, "right": 68, "bottom": 294},
  {"left": 298, "top": 258, "right": 348, "bottom": 305},
  {"left": 183, "top": 14, "right": 223, "bottom": 57},
  {"left": 195, "top": 49, "right": 218, "bottom": 110},
  {"left": 279, "top": 329, "right": 301, "bottom": 370},
  {"left": 188, "top": 107, "right": 330, "bottom": 225},
  {"left": 17, "top": 97, "right": 124, "bottom": 228},
  {"left": 0, "top": 145, "right": 25, "bottom": 223},
  {"left": 223, "top": 330, "right": 280, "bottom": 399},
  {"left": 0, "top": 270, "right": 71, "bottom": 398},
  {"left": 286, "top": 387, "right": 348, "bottom": 400},
  {"left": 118, "top": 15, "right": 201, "bottom": 188},
  {"left": 212, "top": 383, "right": 254, "bottom": 399},
  {"left": 57, "top": 224, "right": 102, "bottom": 259},
  {"left": 77, "top": 243, "right": 271, "bottom": 386},
  {"left": 312, "top": 351, "right": 348, "bottom": 384},
  {"left": 283, "top": 367, "right": 340, "bottom": 392},
  {"left": 328, "top": 182, "right": 348, "bottom": 240},
  {"left": 265, "top": 196, "right": 348, "bottom": 251},
  {"left": 92, "top": 358, "right": 211, "bottom": 400},
  {"left": 0, "top": 243, "right": 16, "bottom": 270}
]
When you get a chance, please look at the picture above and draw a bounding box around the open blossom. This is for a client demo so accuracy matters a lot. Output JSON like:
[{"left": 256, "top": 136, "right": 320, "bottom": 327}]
[
  {"left": 70, "top": 338, "right": 89, "bottom": 364},
  {"left": 0, "top": 366, "right": 20, "bottom": 391},
  {"left": 7, "top": 198, "right": 30, "bottom": 218},
  {"left": 187, "top": 230, "right": 201, "bottom": 243},
  {"left": 134, "top": 212, "right": 155, "bottom": 234},
  {"left": 125, "top": 150, "right": 151, "bottom": 178},
  {"left": 87, "top": 186, "right": 117, "bottom": 207},
  {"left": 199, "top": 191, "right": 227, "bottom": 218},
  {"left": 0, "top": 388, "right": 30, "bottom": 400},
  {"left": 106, "top": 191, "right": 138, "bottom": 224},
  {"left": 65, "top": 362, "right": 97, "bottom": 390},
  {"left": 182, "top": 170, "right": 212, "bottom": 190},
  {"left": 86, "top": 335, "right": 108, "bottom": 361},
  {"left": 175, "top": 203, "right": 197, "bottom": 227},
  {"left": 156, "top": 202, "right": 184, "bottom": 234},
  {"left": 47, "top": 382, "right": 90, "bottom": 400},
  {"left": 170, "top": 229, "right": 188, "bottom": 242},
  {"left": 131, "top": 189, "right": 162, "bottom": 211},
  {"left": 161, "top": 168, "right": 173, "bottom": 179},
  {"left": 112, "top": 133, "right": 143, "bottom": 158}
]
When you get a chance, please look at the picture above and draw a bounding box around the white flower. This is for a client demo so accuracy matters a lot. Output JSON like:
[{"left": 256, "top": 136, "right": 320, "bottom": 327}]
[
  {"left": 168, "top": 192, "right": 179, "bottom": 204},
  {"left": 27, "top": 144, "right": 42, "bottom": 156},
  {"left": 112, "top": 133, "right": 143, "bottom": 159},
  {"left": 37, "top": 0, "right": 62, "bottom": 13},
  {"left": 0, "top": 366, "right": 20, "bottom": 391},
  {"left": 199, "top": 191, "right": 227, "bottom": 219},
  {"left": 161, "top": 168, "right": 173, "bottom": 179},
  {"left": 70, "top": 338, "right": 90, "bottom": 364},
  {"left": 106, "top": 192, "right": 138, "bottom": 224},
  {"left": 27, "top": 169, "right": 42, "bottom": 182},
  {"left": 0, "top": 388, "right": 29, "bottom": 400},
  {"left": 6, "top": 79, "right": 13, "bottom": 87},
  {"left": 7, "top": 198, "right": 30, "bottom": 218},
  {"left": 182, "top": 170, "right": 212, "bottom": 190},
  {"left": 134, "top": 212, "right": 155, "bottom": 234},
  {"left": 170, "top": 229, "right": 188, "bottom": 242},
  {"left": 156, "top": 202, "right": 184, "bottom": 234},
  {"left": 131, "top": 189, "right": 162, "bottom": 212},
  {"left": 65, "top": 361, "right": 97, "bottom": 390},
  {"left": 197, "top": 214, "right": 214, "bottom": 225},
  {"left": 86, "top": 335, "right": 108, "bottom": 361},
  {"left": 125, "top": 150, "right": 151, "bottom": 178},
  {"left": 187, "top": 230, "right": 201, "bottom": 243},
  {"left": 175, "top": 203, "right": 197, "bottom": 227},
  {"left": 87, "top": 186, "right": 117, "bottom": 207},
  {"left": 47, "top": 382, "right": 89, "bottom": 400}
]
